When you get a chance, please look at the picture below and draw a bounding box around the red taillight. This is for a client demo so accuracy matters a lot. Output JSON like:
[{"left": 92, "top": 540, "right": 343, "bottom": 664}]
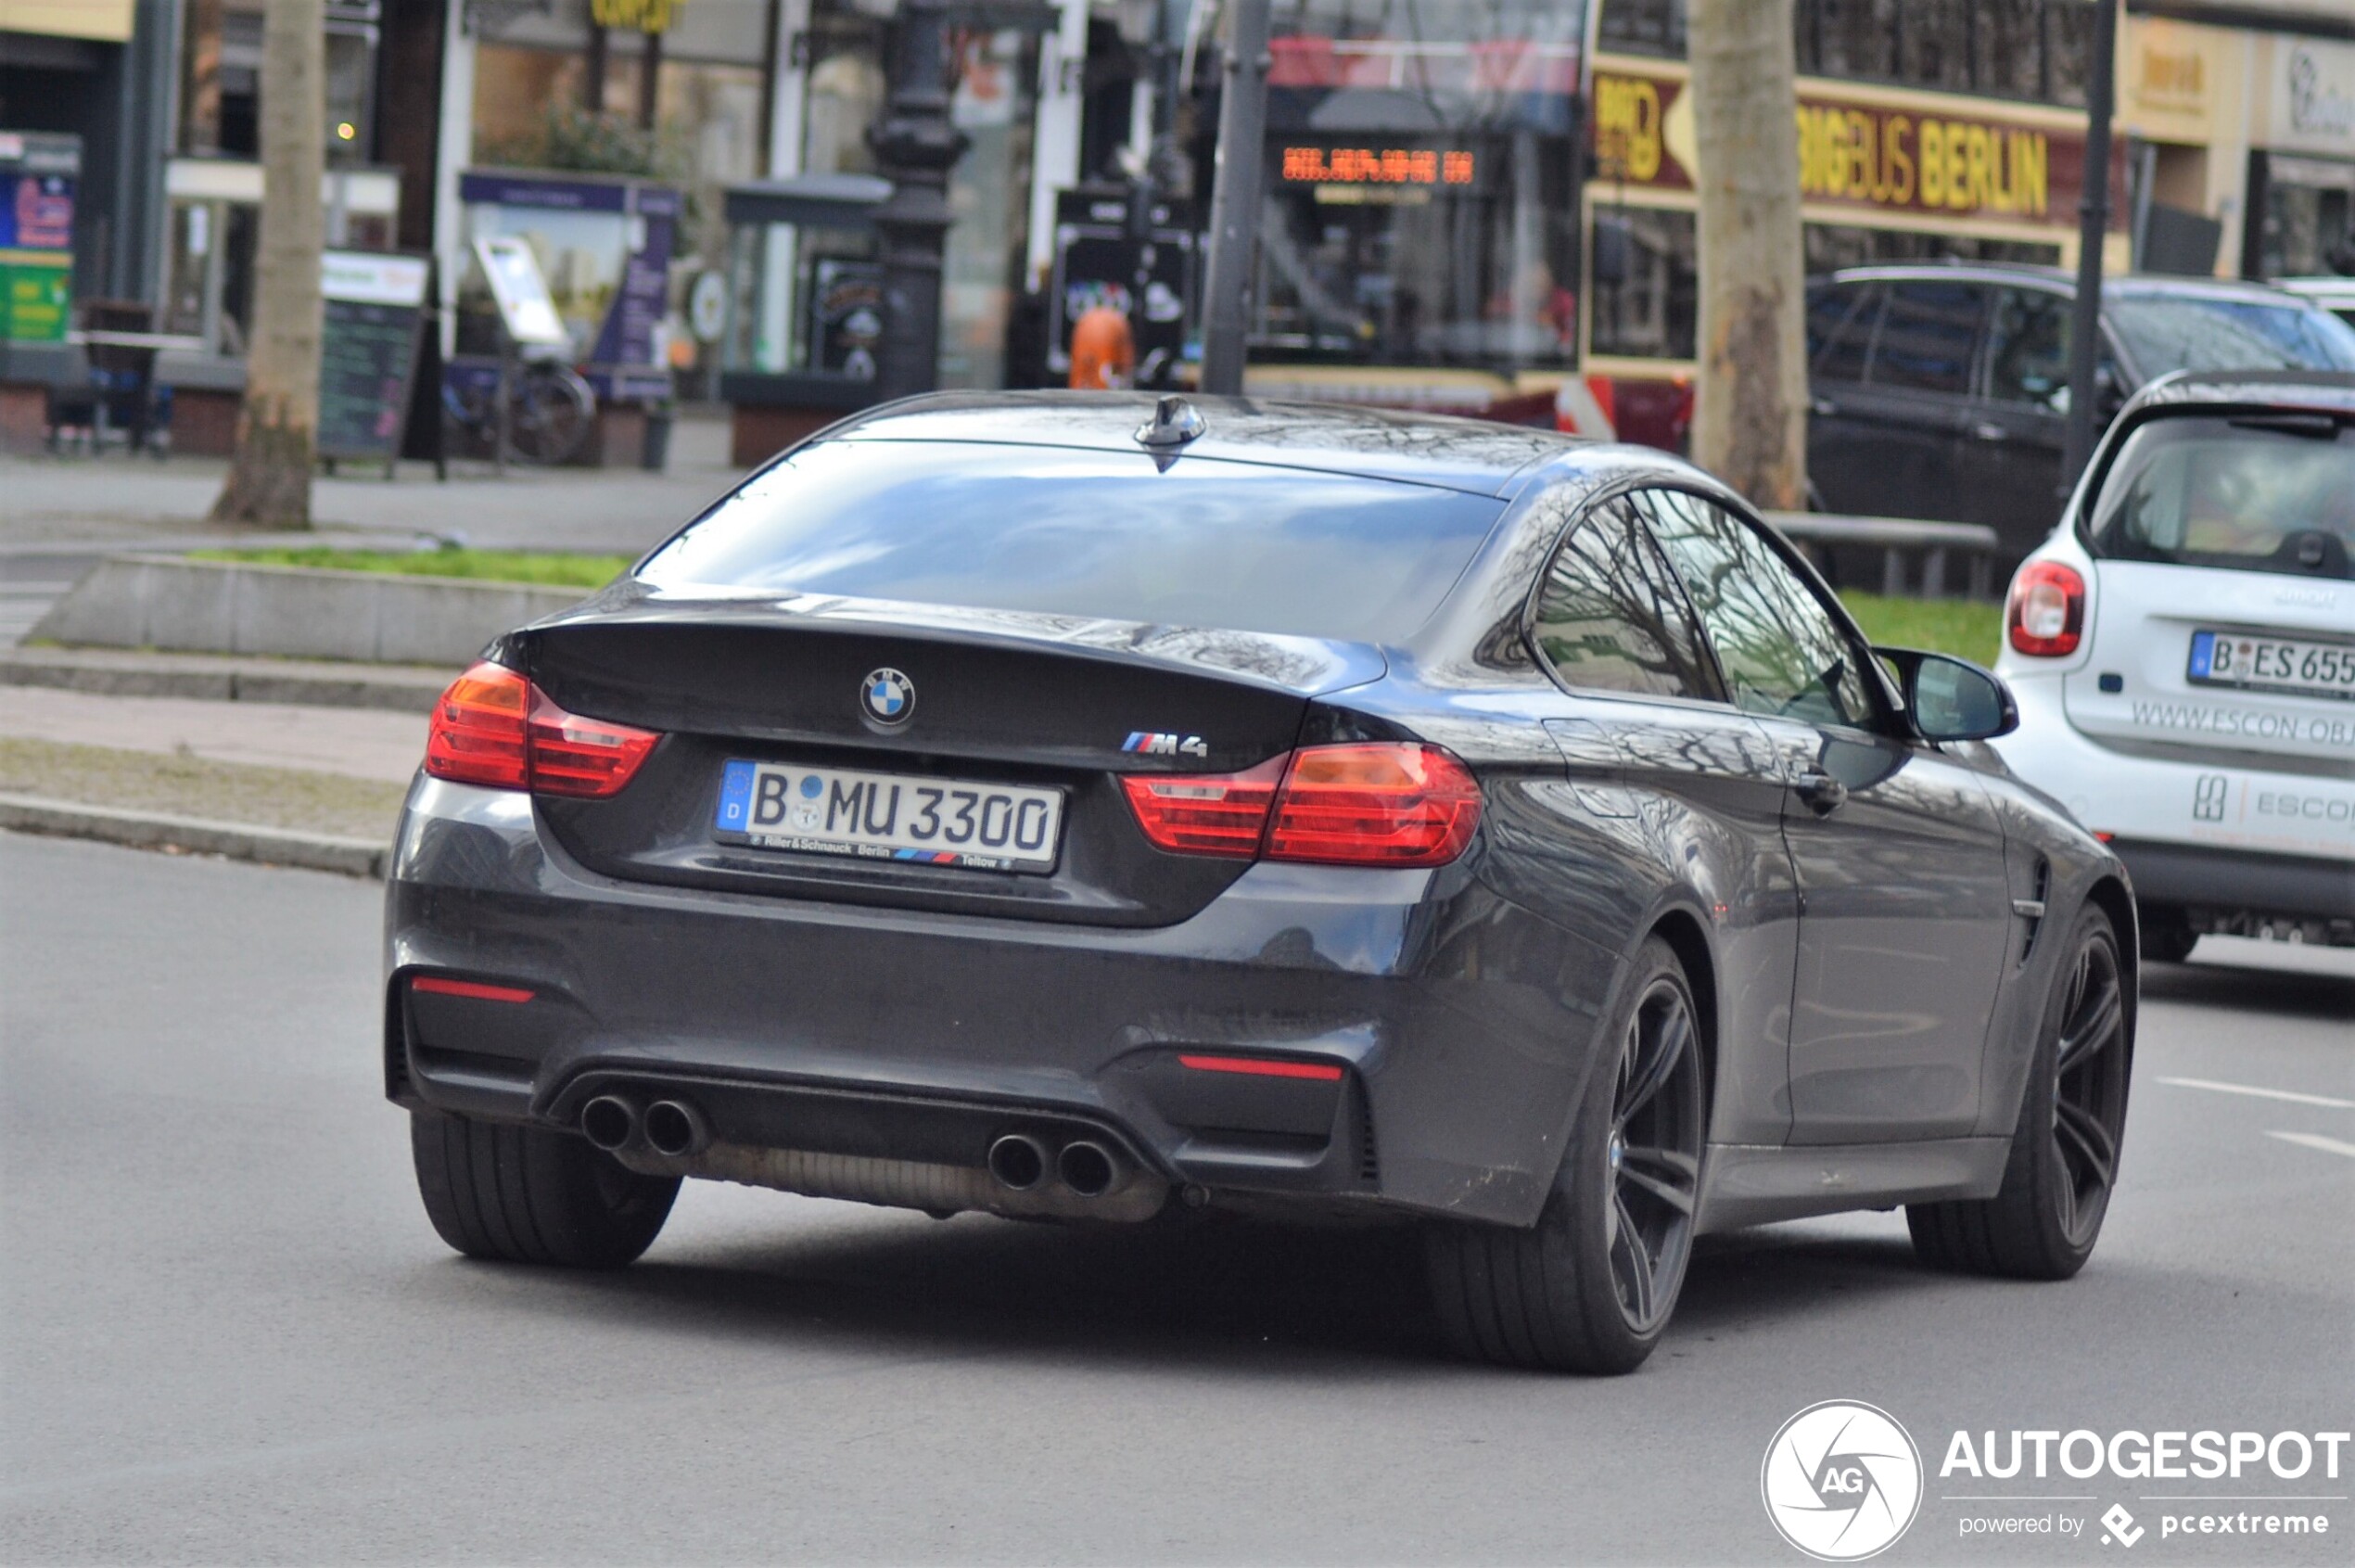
[
  {"left": 1267, "top": 743, "right": 1483, "bottom": 866},
  {"left": 1122, "top": 742, "right": 1483, "bottom": 867},
  {"left": 526, "top": 687, "right": 660, "bottom": 797},
  {"left": 1178, "top": 1053, "right": 1345, "bottom": 1081},
  {"left": 425, "top": 662, "right": 529, "bottom": 789},
  {"left": 424, "top": 661, "right": 659, "bottom": 798},
  {"left": 2006, "top": 561, "right": 2086, "bottom": 657},
  {"left": 1120, "top": 756, "right": 1284, "bottom": 857},
  {"left": 411, "top": 975, "right": 534, "bottom": 1004}
]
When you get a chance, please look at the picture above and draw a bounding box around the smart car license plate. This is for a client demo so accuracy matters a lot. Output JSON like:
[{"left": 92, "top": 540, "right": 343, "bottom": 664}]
[
  {"left": 2187, "top": 630, "right": 2355, "bottom": 702},
  {"left": 712, "top": 759, "right": 1063, "bottom": 873}
]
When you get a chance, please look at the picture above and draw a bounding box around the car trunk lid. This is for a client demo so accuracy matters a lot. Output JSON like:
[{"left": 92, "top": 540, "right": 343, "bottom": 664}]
[{"left": 508, "top": 585, "right": 1386, "bottom": 926}]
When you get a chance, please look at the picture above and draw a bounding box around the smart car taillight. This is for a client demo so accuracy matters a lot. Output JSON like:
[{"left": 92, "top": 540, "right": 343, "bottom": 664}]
[
  {"left": 2006, "top": 561, "right": 2085, "bottom": 657},
  {"left": 1265, "top": 744, "right": 1483, "bottom": 866},
  {"left": 425, "top": 661, "right": 658, "bottom": 798},
  {"left": 1120, "top": 756, "right": 1284, "bottom": 857}
]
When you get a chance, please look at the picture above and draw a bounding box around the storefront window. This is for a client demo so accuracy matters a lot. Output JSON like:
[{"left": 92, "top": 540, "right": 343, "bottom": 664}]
[
  {"left": 1589, "top": 205, "right": 1694, "bottom": 360},
  {"left": 1583, "top": 0, "right": 2096, "bottom": 108},
  {"left": 941, "top": 29, "right": 1037, "bottom": 389},
  {"left": 802, "top": 0, "right": 890, "bottom": 176},
  {"left": 1597, "top": 0, "right": 1683, "bottom": 59},
  {"left": 2258, "top": 154, "right": 2355, "bottom": 278},
  {"left": 1257, "top": 0, "right": 1587, "bottom": 371}
]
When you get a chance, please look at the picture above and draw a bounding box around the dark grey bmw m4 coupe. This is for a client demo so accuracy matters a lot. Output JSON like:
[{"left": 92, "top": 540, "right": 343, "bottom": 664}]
[{"left": 388, "top": 392, "right": 2136, "bottom": 1373}]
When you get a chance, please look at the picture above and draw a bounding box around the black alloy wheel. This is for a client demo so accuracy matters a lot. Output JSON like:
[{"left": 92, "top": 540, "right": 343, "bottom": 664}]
[
  {"left": 1426, "top": 936, "right": 1707, "bottom": 1373},
  {"left": 1607, "top": 976, "right": 1706, "bottom": 1333},
  {"left": 1908, "top": 904, "right": 2132, "bottom": 1279},
  {"left": 2049, "top": 927, "right": 2130, "bottom": 1249}
]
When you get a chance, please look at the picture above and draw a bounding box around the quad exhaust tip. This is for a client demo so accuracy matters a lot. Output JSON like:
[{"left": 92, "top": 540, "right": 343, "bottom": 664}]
[
  {"left": 987, "top": 1133, "right": 1048, "bottom": 1192},
  {"left": 643, "top": 1099, "right": 711, "bottom": 1159},
  {"left": 1058, "top": 1140, "right": 1117, "bottom": 1198},
  {"left": 580, "top": 1093, "right": 639, "bottom": 1153}
]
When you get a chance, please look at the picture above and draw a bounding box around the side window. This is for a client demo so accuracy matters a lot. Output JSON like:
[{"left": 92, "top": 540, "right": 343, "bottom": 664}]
[
  {"left": 1987, "top": 287, "right": 2071, "bottom": 411},
  {"left": 1811, "top": 283, "right": 1880, "bottom": 382},
  {"left": 1531, "top": 497, "right": 1721, "bottom": 700},
  {"left": 1869, "top": 280, "right": 1984, "bottom": 395},
  {"left": 1637, "top": 491, "right": 1878, "bottom": 731}
]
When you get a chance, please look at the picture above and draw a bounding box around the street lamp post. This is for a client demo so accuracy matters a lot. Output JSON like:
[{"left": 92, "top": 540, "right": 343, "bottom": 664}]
[
  {"left": 1199, "top": 0, "right": 1271, "bottom": 396},
  {"left": 866, "top": 0, "right": 970, "bottom": 402},
  {"left": 2063, "top": 0, "right": 2120, "bottom": 490}
]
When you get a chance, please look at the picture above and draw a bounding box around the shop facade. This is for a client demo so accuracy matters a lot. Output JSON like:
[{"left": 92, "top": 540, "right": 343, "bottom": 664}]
[
  {"left": 2245, "top": 29, "right": 2355, "bottom": 278},
  {"left": 1583, "top": 0, "right": 2121, "bottom": 444},
  {"left": 0, "top": 0, "right": 176, "bottom": 452}
]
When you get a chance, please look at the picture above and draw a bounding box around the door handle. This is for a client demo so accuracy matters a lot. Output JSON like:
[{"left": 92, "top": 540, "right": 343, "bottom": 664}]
[
  {"left": 1971, "top": 422, "right": 2007, "bottom": 441},
  {"left": 1792, "top": 769, "right": 1849, "bottom": 816},
  {"left": 1811, "top": 398, "right": 1838, "bottom": 417}
]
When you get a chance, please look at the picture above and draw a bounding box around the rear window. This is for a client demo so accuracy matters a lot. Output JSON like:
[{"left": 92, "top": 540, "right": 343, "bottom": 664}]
[
  {"left": 636, "top": 440, "right": 1507, "bottom": 641},
  {"left": 2107, "top": 296, "right": 2355, "bottom": 376},
  {"left": 2088, "top": 414, "right": 2355, "bottom": 580}
]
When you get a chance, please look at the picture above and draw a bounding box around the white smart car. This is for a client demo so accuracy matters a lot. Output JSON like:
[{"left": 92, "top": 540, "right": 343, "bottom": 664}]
[{"left": 1993, "top": 370, "right": 2354, "bottom": 961}]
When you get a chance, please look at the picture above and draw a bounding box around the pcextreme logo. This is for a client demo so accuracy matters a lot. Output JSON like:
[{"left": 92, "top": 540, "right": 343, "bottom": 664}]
[{"left": 1763, "top": 1400, "right": 1925, "bottom": 1561}]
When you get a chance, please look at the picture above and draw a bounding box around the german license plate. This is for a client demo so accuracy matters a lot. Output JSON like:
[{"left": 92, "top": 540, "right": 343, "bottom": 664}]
[
  {"left": 713, "top": 759, "right": 1063, "bottom": 873},
  {"left": 2188, "top": 630, "right": 2355, "bottom": 703}
]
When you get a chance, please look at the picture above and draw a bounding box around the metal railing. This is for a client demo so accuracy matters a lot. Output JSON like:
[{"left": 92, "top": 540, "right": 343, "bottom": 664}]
[{"left": 1764, "top": 512, "right": 2004, "bottom": 600}]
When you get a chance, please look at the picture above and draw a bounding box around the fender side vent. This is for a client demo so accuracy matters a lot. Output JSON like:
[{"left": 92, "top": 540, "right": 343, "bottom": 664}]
[
  {"left": 1356, "top": 1091, "right": 1381, "bottom": 1184},
  {"left": 2018, "top": 858, "right": 2051, "bottom": 964}
]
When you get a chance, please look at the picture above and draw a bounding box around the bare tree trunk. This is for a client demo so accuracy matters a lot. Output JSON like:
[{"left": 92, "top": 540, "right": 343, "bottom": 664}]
[
  {"left": 1687, "top": 0, "right": 1807, "bottom": 511},
  {"left": 211, "top": 0, "right": 324, "bottom": 527}
]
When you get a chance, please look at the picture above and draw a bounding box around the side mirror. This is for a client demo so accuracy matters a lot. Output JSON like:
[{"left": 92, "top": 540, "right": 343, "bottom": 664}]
[
  {"left": 1876, "top": 647, "right": 2018, "bottom": 742},
  {"left": 2095, "top": 363, "right": 2128, "bottom": 420}
]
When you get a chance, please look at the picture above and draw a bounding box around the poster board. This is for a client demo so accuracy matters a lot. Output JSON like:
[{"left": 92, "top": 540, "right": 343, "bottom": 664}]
[
  {"left": 470, "top": 235, "right": 568, "bottom": 347},
  {"left": 317, "top": 249, "right": 429, "bottom": 467},
  {"left": 0, "top": 131, "right": 80, "bottom": 346}
]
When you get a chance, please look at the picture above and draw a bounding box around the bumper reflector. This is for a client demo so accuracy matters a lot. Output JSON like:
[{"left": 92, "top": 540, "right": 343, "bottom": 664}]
[
  {"left": 411, "top": 975, "right": 535, "bottom": 1004},
  {"left": 1178, "top": 1053, "right": 1344, "bottom": 1081}
]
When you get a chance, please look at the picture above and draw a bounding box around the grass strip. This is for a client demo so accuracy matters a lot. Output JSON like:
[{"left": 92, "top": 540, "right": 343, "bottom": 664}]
[
  {"left": 189, "top": 547, "right": 633, "bottom": 590},
  {"left": 1838, "top": 592, "right": 2003, "bottom": 667}
]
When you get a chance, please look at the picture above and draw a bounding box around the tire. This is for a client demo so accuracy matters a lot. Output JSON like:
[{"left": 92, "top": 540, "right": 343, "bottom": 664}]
[
  {"left": 410, "top": 1108, "right": 679, "bottom": 1268},
  {"left": 1424, "top": 937, "right": 1706, "bottom": 1374},
  {"left": 505, "top": 365, "right": 594, "bottom": 466},
  {"left": 1908, "top": 904, "right": 2131, "bottom": 1280},
  {"left": 2140, "top": 902, "right": 2197, "bottom": 964}
]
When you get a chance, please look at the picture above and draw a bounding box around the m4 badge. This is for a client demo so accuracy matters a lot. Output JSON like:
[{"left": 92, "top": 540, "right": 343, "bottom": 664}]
[{"left": 1122, "top": 732, "right": 1209, "bottom": 758}]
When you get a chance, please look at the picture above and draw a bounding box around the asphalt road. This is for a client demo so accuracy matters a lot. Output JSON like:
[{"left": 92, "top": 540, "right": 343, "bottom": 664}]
[{"left": 3, "top": 833, "right": 2349, "bottom": 1566}]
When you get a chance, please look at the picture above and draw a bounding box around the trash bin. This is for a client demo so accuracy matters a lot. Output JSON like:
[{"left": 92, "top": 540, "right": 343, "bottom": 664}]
[{"left": 641, "top": 405, "right": 673, "bottom": 472}]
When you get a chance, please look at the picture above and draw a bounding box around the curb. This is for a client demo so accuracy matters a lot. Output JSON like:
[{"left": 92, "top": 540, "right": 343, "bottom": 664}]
[
  {"left": 0, "top": 648, "right": 449, "bottom": 713},
  {"left": 30, "top": 554, "right": 586, "bottom": 667},
  {"left": 0, "top": 795, "right": 389, "bottom": 879}
]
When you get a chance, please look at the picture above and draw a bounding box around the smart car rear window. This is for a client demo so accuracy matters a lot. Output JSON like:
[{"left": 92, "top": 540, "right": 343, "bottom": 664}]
[
  {"left": 2087, "top": 414, "right": 2355, "bottom": 580},
  {"left": 637, "top": 440, "right": 1508, "bottom": 641}
]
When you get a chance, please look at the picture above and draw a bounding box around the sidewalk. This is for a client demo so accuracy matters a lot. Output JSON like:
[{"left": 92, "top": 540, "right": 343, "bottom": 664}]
[
  {"left": 0, "top": 408, "right": 747, "bottom": 554},
  {"left": 0, "top": 682, "right": 424, "bottom": 875}
]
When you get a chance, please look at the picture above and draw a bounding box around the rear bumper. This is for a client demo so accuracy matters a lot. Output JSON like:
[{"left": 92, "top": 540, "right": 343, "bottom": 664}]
[
  {"left": 1992, "top": 674, "right": 2353, "bottom": 928},
  {"left": 383, "top": 777, "right": 1622, "bottom": 1227}
]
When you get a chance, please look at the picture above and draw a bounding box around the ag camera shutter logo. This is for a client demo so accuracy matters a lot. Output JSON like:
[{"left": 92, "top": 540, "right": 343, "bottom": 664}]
[{"left": 1762, "top": 1400, "right": 1924, "bottom": 1561}]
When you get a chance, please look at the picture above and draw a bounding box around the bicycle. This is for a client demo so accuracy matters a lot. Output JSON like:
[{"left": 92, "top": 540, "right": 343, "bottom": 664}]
[{"left": 441, "top": 348, "right": 596, "bottom": 466}]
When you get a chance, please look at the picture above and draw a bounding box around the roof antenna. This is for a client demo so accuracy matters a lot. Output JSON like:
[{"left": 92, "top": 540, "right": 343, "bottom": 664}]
[{"left": 1135, "top": 395, "right": 1206, "bottom": 452}]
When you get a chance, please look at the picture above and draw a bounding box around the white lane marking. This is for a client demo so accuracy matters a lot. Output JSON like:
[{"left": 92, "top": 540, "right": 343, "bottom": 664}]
[
  {"left": 2156, "top": 1076, "right": 2355, "bottom": 1111},
  {"left": 2267, "top": 1131, "right": 2355, "bottom": 1159}
]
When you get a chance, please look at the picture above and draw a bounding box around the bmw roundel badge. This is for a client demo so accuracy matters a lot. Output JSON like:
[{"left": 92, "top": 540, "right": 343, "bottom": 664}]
[{"left": 861, "top": 667, "right": 914, "bottom": 726}]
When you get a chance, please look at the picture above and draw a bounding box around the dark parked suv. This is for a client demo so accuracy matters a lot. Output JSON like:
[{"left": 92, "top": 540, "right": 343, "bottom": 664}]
[{"left": 1805, "top": 263, "right": 2355, "bottom": 561}]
